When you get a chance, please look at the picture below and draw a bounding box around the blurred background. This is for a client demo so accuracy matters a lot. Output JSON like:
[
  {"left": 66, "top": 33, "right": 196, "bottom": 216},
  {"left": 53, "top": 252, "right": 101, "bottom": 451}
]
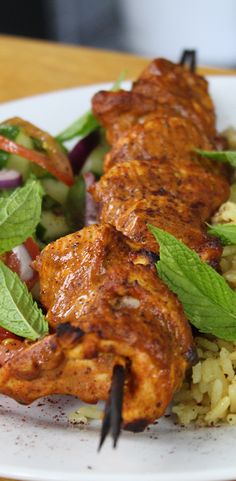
[{"left": 1, "top": 0, "right": 236, "bottom": 67}]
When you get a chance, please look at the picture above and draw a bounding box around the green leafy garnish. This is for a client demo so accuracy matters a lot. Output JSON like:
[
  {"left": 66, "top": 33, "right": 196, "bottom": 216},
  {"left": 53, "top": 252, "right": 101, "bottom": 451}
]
[
  {"left": 0, "top": 124, "right": 20, "bottom": 140},
  {"left": 56, "top": 111, "right": 100, "bottom": 143},
  {"left": 207, "top": 223, "right": 236, "bottom": 246},
  {"left": 0, "top": 151, "right": 9, "bottom": 169},
  {"left": 0, "top": 124, "right": 20, "bottom": 168},
  {"left": 31, "top": 136, "right": 47, "bottom": 153},
  {"left": 56, "top": 72, "right": 126, "bottom": 143},
  {"left": 0, "top": 261, "right": 48, "bottom": 340},
  {"left": 148, "top": 224, "right": 236, "bottom": 341},
  {"left": 0, "top": 178, "right": 44, "bottom": 254},
  {"left": 195, "top": 148, "right": 236, "bottom": 168}
]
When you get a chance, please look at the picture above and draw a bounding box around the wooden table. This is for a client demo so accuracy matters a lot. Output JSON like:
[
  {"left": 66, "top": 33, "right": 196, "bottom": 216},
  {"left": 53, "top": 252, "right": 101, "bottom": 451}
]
[
  {"left": 0, "top": 35, "right": 235, "bottom": 481},
  {"left": 0, "top": 35, "right": 236, "bottom": 103}
]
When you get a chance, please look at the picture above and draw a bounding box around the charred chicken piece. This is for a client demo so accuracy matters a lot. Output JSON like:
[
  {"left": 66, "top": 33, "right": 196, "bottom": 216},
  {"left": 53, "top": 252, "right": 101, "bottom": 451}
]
[
  {"left": 92, "top": 59, "right": 216, "bottom": 144},
  {"left": 91, "top": 161, "right": 222, "bottom": 265},
  {"left": 0, "top": 225, "right": 195, "bottom": 430},
  {"left": 91, "top": 62, "right": 229, "bottom": 269},
  {"left": 132, "top": 58, "right": 216, "bottom": 138},
  {"left": 103, "top": 114, "right": 228, "bottom": 178}
]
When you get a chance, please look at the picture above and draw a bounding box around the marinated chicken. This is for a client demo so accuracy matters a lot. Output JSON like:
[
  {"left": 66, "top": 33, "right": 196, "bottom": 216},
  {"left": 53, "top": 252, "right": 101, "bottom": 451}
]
[
  {"left": 91, "top": 160, "right": 224, "bottom": 265},
  {"left": 0, "top": 56, "right": 230, "bottom": 447},
  {"left": 91, "top": 61, "right": 230, "bottom": 266},
  {"left": 92, "top": 58, "right": 216, "bottom": 144},
  {"left": 0, "top": 225, "right": 194, "bottom": 431}
]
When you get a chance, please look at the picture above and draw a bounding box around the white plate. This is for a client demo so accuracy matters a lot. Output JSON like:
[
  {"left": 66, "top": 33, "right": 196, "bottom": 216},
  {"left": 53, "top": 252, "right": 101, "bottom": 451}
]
[{"left": 0, "top": 78, "right": 236, "bottom": 481}]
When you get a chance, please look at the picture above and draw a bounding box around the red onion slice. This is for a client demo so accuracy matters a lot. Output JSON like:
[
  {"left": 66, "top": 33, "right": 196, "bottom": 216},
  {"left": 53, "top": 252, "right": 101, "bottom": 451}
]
[
  {"left": 0, "top": 169, "right": 22, "bottom": 189},
  {"left": 68, "top": 131, "right": 99, "bottom": 175}
]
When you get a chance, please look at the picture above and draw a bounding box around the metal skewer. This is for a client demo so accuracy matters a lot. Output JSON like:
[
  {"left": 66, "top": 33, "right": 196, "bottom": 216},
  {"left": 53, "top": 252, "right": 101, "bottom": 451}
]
[
  {"left": 179, "top": 49, "right": 197, "bottom": 73},
  {"left": 98, "top": 364, "right": 125, "bottom": 451}
]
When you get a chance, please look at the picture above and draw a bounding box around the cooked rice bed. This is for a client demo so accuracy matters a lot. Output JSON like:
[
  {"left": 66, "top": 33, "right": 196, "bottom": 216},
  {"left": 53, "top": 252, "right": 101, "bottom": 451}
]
[
  {"left": 172, "top": 134, "right": 236, "bottom": 427},
  {"left": 172, "top": 337, "right": 236, "bottom": 426}
]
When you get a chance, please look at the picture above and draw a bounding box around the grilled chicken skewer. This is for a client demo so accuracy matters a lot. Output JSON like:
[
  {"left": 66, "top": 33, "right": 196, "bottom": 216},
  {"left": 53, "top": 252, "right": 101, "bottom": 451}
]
[
  {"left": 0, "top": 225, "right": 194, "bottom": 429},
  {"left": 91, "top": 58, "right": 229, "bottom": 267},
  {"left": 0, "top": 56, "right": 230, "bottom": 447}
]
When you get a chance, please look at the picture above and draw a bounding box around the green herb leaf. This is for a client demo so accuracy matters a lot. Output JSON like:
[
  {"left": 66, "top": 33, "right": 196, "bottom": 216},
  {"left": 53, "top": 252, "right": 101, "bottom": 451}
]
[
  {"left": 56, "top": 111, "right": 100, "bottom": 143},
  {"left": 0, "top": 124, "right": 20, "bottom": 140},
  {"left": 0, "top": 261, "right": 48, "bottom": 340},
  {"left": 56, "top": 72, "right": 127, "bottom": 143},
  {"left": 0, "top": 178, "right": 44, "bottom": 254},
  {"left": 31, "top": 136, "right": 47, "bottom": 153},
  {"left": 0, "top": 124, "right": 19, "bottom": 169},
  {"left": 207, "top": 223, "right": 236, "bottom": 246},
  {"left": 0, "top": 151, "right": 9, "bottom": 169},
  {"left": 195, "top": 148, "right": 236, "bottom": 168},
  {"left": 148, "top": 224, "right": 236, "bottom": 341}
]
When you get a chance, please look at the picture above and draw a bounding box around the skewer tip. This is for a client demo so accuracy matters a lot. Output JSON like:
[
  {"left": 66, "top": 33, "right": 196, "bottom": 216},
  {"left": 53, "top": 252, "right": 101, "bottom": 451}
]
[
  {"left": 179, "top": 49, "right": 197, "bottom": 73},
  {"left": 98, "top": 364, "right": 125, "bottom": 451}
]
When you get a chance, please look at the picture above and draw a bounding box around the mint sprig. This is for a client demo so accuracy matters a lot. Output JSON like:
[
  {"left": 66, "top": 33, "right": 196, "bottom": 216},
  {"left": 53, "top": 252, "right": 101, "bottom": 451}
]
[
  {"left": 207, "top": 223, "right": 236, "bottom": 246},
  {"left": 0, "top": 178, "right": 43, "bottom": 254},
  {"left": 148, "top": 224, "right": 236, "bottom": 341},
  {"left": 195, "top": 148, "right": 236, "bottom": 168},
  {"left": 0, "top": 261, "right": 48, "bottom": 340}
]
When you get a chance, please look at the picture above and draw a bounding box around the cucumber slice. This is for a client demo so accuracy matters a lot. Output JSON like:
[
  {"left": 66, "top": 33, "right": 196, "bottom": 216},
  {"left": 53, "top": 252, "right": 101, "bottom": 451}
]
[
  {"left": 6, "top": 130, "right": 47, "bottom": 179},
  {"left": 37, "top": 211, "right": 70, "bottom": 243},
  {"left": 65, "top": 175, "right": 85, "bottom": 230},
  {"left": 41, "top": 178, "right": 69, "bottom": 205},
  {"left": 82, "top": 143, "right": 109, "bottom": 177},
  {"left": 7, "top": 130, "right": 33, "bottom": 179}
]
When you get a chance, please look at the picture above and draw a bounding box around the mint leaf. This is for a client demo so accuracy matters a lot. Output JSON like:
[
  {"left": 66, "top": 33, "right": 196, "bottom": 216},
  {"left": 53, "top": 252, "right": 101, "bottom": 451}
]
[
  {"left": 195, "top": 148, "right": 236, "bottom": 168},
  {"left": 0, "top": 261, "right": 48, "bottom": 340},
  {"left": 56, "top": 72, "right": 126, "bottom": 143},
  {"left": 0, "top": 178, "right": 44, "bottom": 254},
  {"left": 56, "top": 111, "right": 100, "bottom": 143},
  {"left": 207, "top": 223, "right": 236, "bottom": 245},
  {"left": 148, "top": 224, "right": 236, "bottom": 341}
]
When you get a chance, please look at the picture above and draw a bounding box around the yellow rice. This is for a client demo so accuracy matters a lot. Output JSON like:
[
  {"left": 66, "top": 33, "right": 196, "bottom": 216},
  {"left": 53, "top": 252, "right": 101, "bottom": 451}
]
[{"left": 172, "top": 128, "right": 236, "bottom": 426}]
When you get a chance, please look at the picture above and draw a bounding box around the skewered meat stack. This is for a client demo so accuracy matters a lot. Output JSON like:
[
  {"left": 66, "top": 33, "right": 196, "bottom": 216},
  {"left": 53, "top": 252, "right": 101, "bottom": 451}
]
[{"left": 0, "top": 52, "right": 230, "bottom": 448}]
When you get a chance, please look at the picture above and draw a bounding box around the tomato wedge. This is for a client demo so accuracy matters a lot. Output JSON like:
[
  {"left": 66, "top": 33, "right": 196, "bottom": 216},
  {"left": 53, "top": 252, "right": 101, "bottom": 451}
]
[
  {"left": 4, "top": 237, "right": 40, "bottom": 290},
  {"left": 0, "top": 237, "right": 41, "bottom": 343},
  {"left": 0, "top": 117, "right": 74, "bottom": 186},
  {"left": 24, "top": 237, "right": 40, "bottom": 260},
  {"left": 0, "top": 326, "right": 19, "bottom": 342}
]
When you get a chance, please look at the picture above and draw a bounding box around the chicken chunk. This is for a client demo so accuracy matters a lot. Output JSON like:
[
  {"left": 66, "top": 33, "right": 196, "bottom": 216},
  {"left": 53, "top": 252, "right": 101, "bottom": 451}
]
[
  {"left": 92, "top": 59, "right": 216, "bottom": 144},
  {"left": 104, "top": 115, "right": 226, "bottom": 177},
  {"left": 91, "top": 163, "right": 222, "bottom": 265},
  {"left": 0, "top": 225, "right": 195, "bottom": 430},
  {"left": 133, "top": 58, "right": 216, "bottom": 138}
]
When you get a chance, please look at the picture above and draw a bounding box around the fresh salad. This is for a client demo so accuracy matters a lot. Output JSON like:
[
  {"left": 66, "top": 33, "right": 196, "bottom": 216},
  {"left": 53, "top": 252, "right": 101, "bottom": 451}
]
[{"left": 0, "top": 75, "right": 128, "bottom": 342}]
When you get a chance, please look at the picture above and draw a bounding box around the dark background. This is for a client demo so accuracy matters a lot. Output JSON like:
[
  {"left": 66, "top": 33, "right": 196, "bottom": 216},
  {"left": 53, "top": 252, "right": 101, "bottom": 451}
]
[
  {"left": 0, "top": 0, "right": 126, "bottom": 51},
  {"left": 1, "top": 0, "right": 236, "bottom": 67}
]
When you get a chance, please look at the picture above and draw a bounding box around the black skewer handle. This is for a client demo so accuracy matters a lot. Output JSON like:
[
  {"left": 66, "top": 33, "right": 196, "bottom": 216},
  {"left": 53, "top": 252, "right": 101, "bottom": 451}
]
[
  {"left": 179, "top": 49, "right": 197, "bottom": 73},
  {"left": 98, "top": 364, "right": 125, "bottom": 451}
]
